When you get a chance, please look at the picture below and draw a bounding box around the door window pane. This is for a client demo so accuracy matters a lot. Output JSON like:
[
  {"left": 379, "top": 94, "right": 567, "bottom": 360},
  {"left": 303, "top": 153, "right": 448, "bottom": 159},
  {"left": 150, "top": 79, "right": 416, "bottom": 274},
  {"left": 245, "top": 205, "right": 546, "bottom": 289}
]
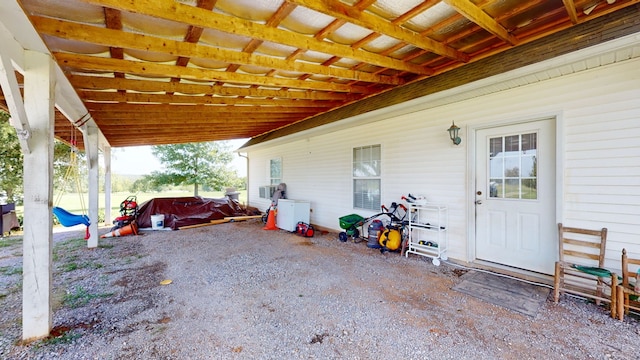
[{"left": 487, "top": 132, "right": 537, "bottom": 200}]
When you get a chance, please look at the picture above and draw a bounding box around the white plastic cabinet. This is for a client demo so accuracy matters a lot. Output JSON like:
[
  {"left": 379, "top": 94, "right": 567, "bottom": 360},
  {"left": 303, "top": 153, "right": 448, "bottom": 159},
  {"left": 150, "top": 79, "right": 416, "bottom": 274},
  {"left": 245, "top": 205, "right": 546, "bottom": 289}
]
[
  {"left": 405, "top": 204, "right": 448, "bottom": 266},
  {"left": 276, "top": 199, "right": 310, "bottom": 232}
]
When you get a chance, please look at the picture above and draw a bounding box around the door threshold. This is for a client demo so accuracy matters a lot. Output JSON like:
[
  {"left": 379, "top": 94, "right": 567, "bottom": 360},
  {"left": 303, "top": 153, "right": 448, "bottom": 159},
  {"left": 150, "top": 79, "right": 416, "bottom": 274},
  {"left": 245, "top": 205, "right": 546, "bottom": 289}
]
[{"left": 452, "top": 259, "right": 554, "bottom": 287}]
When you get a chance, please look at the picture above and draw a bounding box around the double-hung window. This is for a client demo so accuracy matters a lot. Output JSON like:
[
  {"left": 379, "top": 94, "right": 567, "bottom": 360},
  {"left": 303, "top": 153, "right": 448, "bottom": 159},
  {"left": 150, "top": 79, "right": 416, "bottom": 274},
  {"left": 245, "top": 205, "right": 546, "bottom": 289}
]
[
  {"left": 270, "top": 157, "right": 282, "bottom": 185},
  {"left": 353, "top": 145, "right": 381, "bottom": 210}
]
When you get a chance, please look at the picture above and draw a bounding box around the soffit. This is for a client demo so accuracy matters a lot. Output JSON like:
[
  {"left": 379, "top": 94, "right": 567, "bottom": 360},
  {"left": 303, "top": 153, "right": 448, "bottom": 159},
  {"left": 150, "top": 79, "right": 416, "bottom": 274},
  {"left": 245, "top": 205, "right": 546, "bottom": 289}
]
[{"left": 1, "top": 0, "right": 638, "bottom": 148}]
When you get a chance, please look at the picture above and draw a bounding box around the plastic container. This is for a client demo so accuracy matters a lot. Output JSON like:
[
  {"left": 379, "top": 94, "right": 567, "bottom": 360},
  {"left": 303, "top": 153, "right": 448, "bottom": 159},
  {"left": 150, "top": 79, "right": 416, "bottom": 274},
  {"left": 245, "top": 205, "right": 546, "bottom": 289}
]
[
  {"left": 225, "top": 187, "right": 240, "bottom": 201},
  {"left": 151, "top": 214, "right": 164, "bottom": 230},
  {"left": 367, "top": 220, "right": 384, "bottom": 249}
]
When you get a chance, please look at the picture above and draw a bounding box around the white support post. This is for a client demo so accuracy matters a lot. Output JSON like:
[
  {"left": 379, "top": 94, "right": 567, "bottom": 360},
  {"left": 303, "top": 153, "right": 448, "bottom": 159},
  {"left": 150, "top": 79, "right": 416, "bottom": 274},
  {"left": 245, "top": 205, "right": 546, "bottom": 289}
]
[
  {"left": 21, "top": 50, "right": 55, "bottom": 341},
  {"left": 84, "top": 124, "right": 100, "bottom": 248},
  {"left": 103, "top": 145, "right": 112, "bottom": 227}
]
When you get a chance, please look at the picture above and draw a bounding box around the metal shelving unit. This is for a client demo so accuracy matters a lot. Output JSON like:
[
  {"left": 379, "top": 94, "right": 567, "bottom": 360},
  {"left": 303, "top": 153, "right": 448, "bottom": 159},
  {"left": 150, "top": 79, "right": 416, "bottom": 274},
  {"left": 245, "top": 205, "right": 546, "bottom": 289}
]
[{"left": 405, "top": 204, "right": 448, "bottom": 266}]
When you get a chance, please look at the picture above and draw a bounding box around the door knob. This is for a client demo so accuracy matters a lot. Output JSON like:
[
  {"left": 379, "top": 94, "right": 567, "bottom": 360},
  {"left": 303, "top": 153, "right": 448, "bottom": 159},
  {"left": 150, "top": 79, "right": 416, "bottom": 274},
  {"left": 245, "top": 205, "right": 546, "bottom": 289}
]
[{"left": 475, "top": 200, "right": 482, "bottom": 205}]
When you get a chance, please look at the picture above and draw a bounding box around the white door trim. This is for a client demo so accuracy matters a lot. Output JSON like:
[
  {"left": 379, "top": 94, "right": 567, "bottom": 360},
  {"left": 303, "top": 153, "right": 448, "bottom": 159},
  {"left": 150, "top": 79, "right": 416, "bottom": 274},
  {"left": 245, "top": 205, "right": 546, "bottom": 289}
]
[{"left": 466, "top": 112, "right": 564, "bottom": 271}]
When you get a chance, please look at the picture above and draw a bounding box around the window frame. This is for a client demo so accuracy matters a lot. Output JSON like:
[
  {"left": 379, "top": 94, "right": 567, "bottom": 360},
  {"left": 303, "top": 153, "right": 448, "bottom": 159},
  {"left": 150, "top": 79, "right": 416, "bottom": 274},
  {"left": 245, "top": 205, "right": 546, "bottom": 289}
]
[
  {"left": 269, "top": 157, "right": 282, "bottom": 185},
  {"left": 352, "top": 144, "right": 381, "bottom": 211}
]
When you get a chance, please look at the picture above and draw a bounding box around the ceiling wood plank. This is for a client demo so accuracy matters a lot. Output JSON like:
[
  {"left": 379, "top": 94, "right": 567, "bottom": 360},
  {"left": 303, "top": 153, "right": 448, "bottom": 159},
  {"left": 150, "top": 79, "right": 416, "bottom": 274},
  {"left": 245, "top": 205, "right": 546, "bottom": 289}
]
[
  {"left": 33, "top": 17, "right": 400, "bottom": 86},
  {"left": 79, "top": 91, "right": 343, "bottom": 107},
  {"left": 54, "top": 52, "right": 372, "bottom": 93},
  {"left": 97, "top": 116, "right": 303, "bottom": 125},
  {"left": 102, "top": 126, "right": 286, "bottom": 134},
  {"left": 106, "top": 129, "right": 273, "bottom": 135},
  {"left": 92, "top": 110, "right": 316, "bottom": 118},
  {"left": 77, "top": 0, "right": 431, "bottom": 75},
  {"left": 85, "top": 103, "right": 324, "bottom": 114},
  {"left": 287, "top": 0, "right": 469, "bottom": 62},
  {"left": 444, "top": 0, "right": 519, "bottom": 45},
  {"left": 92, "top": 113, "right": 318, "bottom": 120},
  {"left": 69, "top": 75, "right": 359, "bottom": 101},
  {"left": 104, "top": 131, "right": 279, "bottom": 146},
  {"left": 96, "top": 114, "right": 311, "bottom": 125}
]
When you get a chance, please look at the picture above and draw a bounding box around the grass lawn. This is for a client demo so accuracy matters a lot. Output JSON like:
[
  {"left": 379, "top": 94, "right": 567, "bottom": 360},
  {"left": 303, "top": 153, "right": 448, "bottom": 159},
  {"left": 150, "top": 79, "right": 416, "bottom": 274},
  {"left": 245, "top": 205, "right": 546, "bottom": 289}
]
[{"left": 15, "top": 190, "right": 248, "bottom": 220}]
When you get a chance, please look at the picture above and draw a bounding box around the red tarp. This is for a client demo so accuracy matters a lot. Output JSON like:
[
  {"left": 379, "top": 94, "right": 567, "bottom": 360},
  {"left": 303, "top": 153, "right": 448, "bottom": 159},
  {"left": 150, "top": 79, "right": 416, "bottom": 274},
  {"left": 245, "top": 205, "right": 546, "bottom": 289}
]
[{"left": 136, "top": 196, "right": 258, "bottom": 230}]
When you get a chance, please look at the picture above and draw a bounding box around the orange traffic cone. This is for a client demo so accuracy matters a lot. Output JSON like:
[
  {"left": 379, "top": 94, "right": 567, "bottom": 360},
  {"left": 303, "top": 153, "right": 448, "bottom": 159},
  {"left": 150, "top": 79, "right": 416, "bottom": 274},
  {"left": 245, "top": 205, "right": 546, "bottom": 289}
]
[
  {"left": 101, "top": 221, "right": 138, "bottom": 238},
  {"left": 263, "top": 206, "right": 278, "bottom": 230}
]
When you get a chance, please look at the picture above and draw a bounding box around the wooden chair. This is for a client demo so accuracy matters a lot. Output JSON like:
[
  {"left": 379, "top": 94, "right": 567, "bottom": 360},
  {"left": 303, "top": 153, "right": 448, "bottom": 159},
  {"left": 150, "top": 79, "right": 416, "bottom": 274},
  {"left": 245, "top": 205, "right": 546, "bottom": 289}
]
[
  {"left": 553, "top": 223, "right": 617, "bottom": 317},
  {"left": 616, "top": 249, "right": 640, "bottom": 321}
]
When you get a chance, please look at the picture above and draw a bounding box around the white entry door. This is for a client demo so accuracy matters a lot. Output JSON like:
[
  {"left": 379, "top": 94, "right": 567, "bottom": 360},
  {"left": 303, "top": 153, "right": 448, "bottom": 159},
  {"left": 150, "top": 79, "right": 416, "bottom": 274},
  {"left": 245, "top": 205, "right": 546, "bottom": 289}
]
[{"left": 475, "top": 119, "right": 556, "bottom": 274}]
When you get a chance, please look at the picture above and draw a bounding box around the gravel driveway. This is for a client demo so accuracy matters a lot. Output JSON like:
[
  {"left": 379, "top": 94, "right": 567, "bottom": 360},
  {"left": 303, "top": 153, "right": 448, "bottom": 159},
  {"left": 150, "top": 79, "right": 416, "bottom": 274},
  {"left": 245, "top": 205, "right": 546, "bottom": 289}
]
[{"left": 1, "top": 220, "right": 639, "bottom": 359}]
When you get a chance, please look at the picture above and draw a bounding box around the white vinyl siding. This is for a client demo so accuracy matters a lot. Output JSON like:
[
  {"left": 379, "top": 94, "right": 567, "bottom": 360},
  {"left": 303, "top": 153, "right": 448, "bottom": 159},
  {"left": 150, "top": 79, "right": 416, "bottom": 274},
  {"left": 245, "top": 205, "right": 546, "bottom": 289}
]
[{"left": 245, "top": 44, "right": 640, "bottom": 272}]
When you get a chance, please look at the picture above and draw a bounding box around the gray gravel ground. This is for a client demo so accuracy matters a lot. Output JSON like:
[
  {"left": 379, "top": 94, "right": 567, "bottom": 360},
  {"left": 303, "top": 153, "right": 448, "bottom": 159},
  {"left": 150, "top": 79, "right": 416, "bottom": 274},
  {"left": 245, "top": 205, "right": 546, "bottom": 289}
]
[{"left": 1, "top": 219, "right": 639, "bottom": 359}]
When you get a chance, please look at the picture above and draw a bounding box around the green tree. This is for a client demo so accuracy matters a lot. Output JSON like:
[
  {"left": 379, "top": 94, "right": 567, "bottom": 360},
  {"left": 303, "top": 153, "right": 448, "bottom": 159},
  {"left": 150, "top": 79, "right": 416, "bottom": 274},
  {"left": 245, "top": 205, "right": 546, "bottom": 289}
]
[
  {"left": 54, "top": 141, "right": 87, "bottom": 194},
  {"left": 0, "top": 111, "right": 88, "bottom": 203},
  {"left": 0, "top": 111, "right": 23, "bottom": 203},
  {"left": 150, "top": 141, "right": 235, "bottom": 196},
  {"left": 131, "top": 174, "right": 165, "bottom": 193}
]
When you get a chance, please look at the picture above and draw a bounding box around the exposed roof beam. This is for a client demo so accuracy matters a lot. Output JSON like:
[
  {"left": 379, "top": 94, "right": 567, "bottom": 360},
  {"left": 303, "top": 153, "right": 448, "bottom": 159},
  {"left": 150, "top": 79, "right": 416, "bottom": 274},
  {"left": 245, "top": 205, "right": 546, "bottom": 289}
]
[
  {"left": 103, "top": 7, "right": 125, "bottom": 89},
  {"left": 102, "top": 124, "right": 293, "bottom": 132},
  {"left": 443, "top": 0, "right": 519, "bottom": 45},
  {"left": 97, "top": 114, "right": 310, "bottom": 126},
  {"left": 97, "top": 116, "right": 305, "bottom": 125},
  {"left": 70, "top": 76, "right": 359, "bottom": 101},
  {"left": 287, "top": 0, "right": 469, "bottom": 62},
  {"left": 225, "top": 1, "right": 297, "bottom": 73},
  {"left": 54, "top": 52, "right": 371, "bottom": 93},
  {"left": 393, "top": 0, "right": 440, "bottom": 24},
  {"left": 105, "top": 132, "right": 279, "bottom": 147},
  {"left": 562, "top": 0, "right": 580, "bottom": 24},
  {"left": 173, "top": 0, "right": 217, "bottom": 70},
  {"left": 85, "top": 103, "right": 323, "bottom": 114},
  {"left": 33, "top": 17, "right": 401, "bottom": 86},
  {"left": 77, "top": 0, "right": 432, "bottom": 75},
  {"left": 80, "top": 91, "right": 343, "bottom": 107}
]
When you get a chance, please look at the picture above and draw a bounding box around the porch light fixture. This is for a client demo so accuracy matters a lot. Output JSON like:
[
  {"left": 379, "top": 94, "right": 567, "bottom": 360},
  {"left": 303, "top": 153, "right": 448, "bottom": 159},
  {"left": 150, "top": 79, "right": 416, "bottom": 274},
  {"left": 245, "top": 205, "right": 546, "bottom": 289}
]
[{"left": 447, "top": 121, "right": 461, "bottom": 145}]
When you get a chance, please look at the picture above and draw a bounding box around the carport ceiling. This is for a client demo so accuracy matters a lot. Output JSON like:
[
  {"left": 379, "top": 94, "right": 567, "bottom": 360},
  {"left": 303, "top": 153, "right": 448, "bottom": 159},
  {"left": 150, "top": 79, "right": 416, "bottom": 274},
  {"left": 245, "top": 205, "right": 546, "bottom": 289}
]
[{"left": 11, "top": 0, "right": 640, "bottom": 148}]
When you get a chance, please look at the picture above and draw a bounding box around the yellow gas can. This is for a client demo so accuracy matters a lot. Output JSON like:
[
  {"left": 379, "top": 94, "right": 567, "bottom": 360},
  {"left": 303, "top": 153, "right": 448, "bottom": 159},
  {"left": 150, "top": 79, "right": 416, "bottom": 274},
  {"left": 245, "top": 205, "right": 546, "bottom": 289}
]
[{"left": 379, "top": 228, "right": 402, "bottom": 251}]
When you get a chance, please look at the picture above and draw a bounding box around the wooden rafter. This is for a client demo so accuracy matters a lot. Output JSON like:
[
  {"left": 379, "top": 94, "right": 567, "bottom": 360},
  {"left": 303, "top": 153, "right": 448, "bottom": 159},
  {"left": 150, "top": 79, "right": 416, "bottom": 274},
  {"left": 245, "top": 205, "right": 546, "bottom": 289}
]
[
  {"left": 77, "top": 0, "right": 432, "bottom": 75},
  {"left": 444, "top": 0, "right": 519, "bottom": 45},
  {"left": 10, "top": 0, "right": 637, "bottom": 148},
  {"left": 33, "top": 17, "right": 401, "bottom": 86},
  {"left": 94, "top": 114, "right": 313, "bottom": 123},
  {"left": 288, "top": 0, "right": 469, "bottom": 62},
  {"left": 55, "top": 53, "right": 372, "bottom": 93},
  {"left": 84, "top": 103, "right": 325, "bottom": 114},
  {"left": 79, "top": 91, "right": 343, "bottom": 107},
  {"left": 103, "top": 6, "right": 125, "bottom": 92},
  {"left": 225, "top": 2, "right": 297, "bottom": 74},
  {"left": 70, "top": 75, "right": 359, "bottom": 101}
]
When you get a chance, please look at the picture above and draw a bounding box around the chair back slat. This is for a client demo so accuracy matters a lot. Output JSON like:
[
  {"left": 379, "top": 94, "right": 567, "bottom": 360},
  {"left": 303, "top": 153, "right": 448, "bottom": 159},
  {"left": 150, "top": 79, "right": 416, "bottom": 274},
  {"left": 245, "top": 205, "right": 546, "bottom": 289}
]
[
  {"left": 563, "top": 250, "right": 599, "bottom": 261},
  {"left": 558, "top": 223, "right": 607, "bottom": 267},
  {"left": 618, "top": 248, "right": 640, "bottom": 320},
  {"left": 621, "top": 249, "right": 640, "bottom": 288},
  {"left": 555, "top": 223, "right": 613, "bottom": 317}
]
